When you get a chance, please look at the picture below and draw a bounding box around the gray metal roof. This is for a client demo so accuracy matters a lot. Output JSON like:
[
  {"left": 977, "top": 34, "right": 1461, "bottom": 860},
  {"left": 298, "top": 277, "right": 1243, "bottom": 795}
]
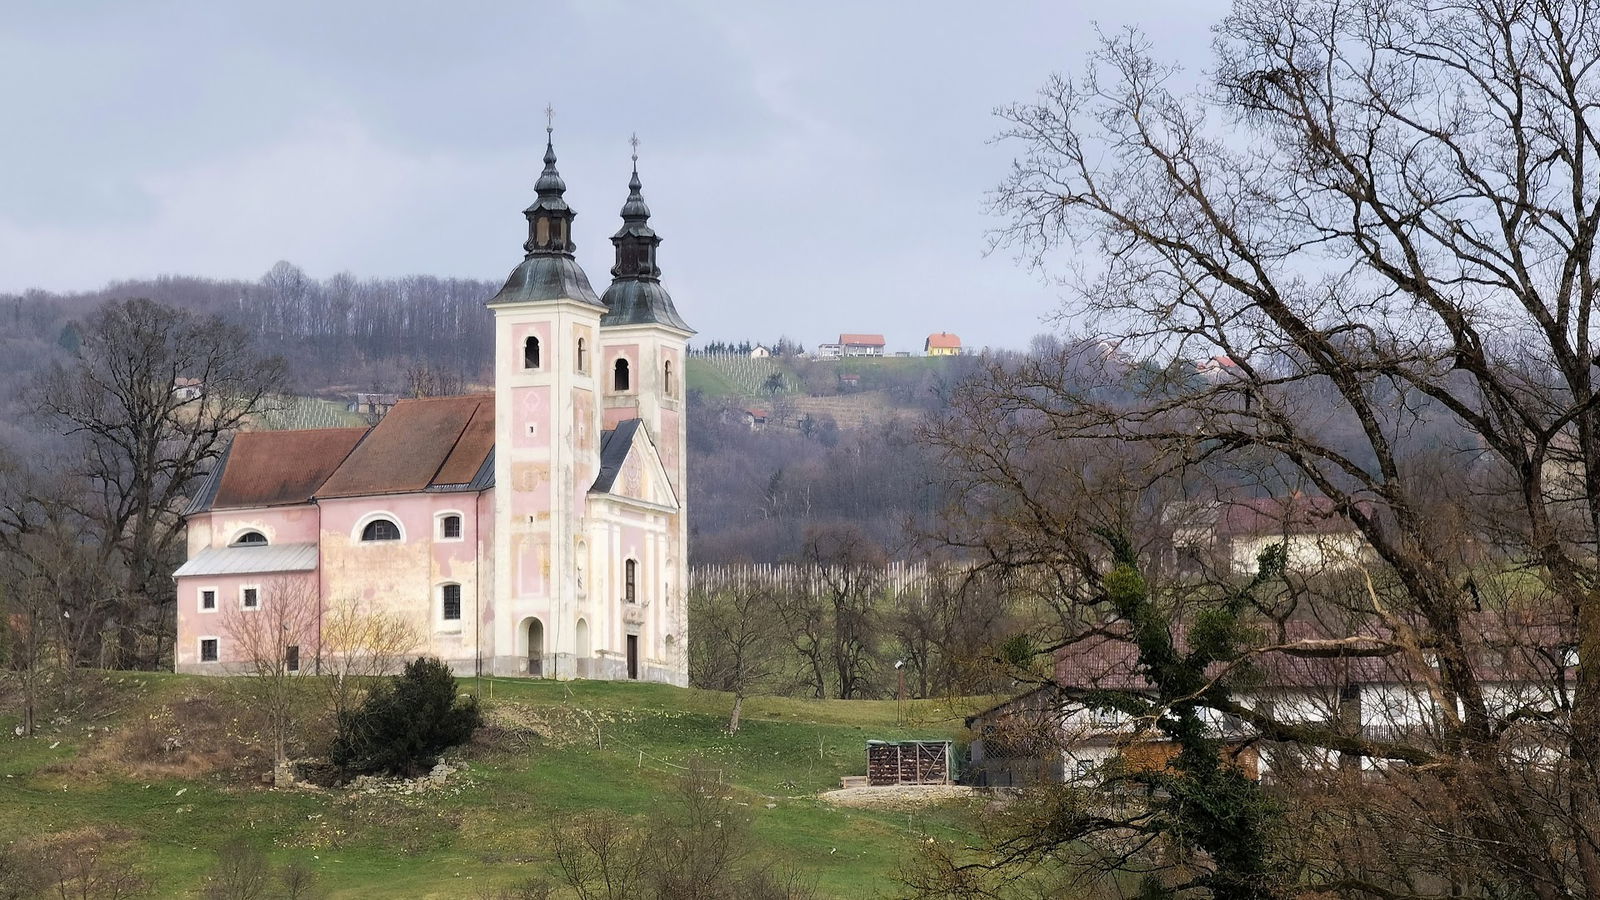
[
  {"left": 590, "top": 419, "right": 643, "bottom": 494},
  {"left": 173, "top": 542, "right": 318, "bottom": 578},
  {"left": 600, "top": 279, "right": 692, "bottom": 331},
  {"left": 489, "top": 254, "right": 604, "bottom": 307},
  {"left": 185, "top": 439, "right": 232, "bottom": 515}
]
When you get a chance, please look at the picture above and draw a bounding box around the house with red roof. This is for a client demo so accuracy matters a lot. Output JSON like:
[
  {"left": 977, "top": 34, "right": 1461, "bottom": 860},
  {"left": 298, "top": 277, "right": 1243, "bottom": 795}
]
[
  {"left": 174, "top": 132, "right": 691, "bottom": 685},
  {"left": 1165, "top": 495, "right": 1374, "bottom": 576},
  {"left": 924, "top": 332, "right": 961, "bottom": 356},
  {"left": 967, "top": 615, "right": 1576, "bottom": 786},
  {"left": 837, "top": 333, "right": 886, "bottom": 357}
]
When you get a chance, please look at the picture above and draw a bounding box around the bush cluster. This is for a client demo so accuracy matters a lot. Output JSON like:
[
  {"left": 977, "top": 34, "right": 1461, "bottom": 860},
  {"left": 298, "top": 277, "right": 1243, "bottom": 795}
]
[{"left": 331, "top": 656, "right": 482, "bottom": 778}]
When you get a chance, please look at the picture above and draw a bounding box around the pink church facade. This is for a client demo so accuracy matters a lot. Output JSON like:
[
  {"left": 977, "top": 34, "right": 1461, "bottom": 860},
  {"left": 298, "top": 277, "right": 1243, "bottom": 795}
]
[{"left": 173, "top": 132, "right": 692, "bottom": 684}]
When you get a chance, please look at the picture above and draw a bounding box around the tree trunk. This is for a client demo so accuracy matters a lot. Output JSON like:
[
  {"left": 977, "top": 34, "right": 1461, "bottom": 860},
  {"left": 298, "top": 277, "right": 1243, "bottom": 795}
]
[{"left": 727, "top": 693, "right": 743, "bottom": 735}]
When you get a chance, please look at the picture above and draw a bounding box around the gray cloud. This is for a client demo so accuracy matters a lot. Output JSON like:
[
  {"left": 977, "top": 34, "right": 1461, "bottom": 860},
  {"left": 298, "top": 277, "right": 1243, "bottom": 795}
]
[{"left": 0, "top": 0, "right": 1224, "bottom": 351}]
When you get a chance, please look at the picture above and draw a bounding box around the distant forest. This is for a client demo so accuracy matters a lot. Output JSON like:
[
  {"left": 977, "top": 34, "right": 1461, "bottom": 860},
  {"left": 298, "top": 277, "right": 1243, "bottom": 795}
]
[
  {"left": 0, "top": 262, "right": 498, "bottom": 399},
  {"left": 0, "top": 264, "right": 955, "bottom": 564}
]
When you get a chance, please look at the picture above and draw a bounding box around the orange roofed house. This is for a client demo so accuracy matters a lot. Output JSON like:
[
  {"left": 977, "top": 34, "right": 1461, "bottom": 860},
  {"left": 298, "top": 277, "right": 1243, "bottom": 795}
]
[
  {"left": 924, "top": 332, "right": 961, "bottom": 356},
  {"left": 837, "top": 333, "right": 886, "bottom": 357},
  {"left": 174, "top": 131, "right": 692, "bottom": 684}
]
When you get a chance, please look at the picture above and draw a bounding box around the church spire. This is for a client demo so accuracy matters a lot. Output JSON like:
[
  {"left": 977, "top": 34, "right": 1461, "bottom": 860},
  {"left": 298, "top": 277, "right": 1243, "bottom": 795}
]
[
  {"left": 600, "top": 136, "right": 691, "bottom": 331},
  {"left": 609, "top": 134, "right": 660, "bottom": 280},
  {"left": 523, "top": 109, "right": 577, "bottom": 258}
]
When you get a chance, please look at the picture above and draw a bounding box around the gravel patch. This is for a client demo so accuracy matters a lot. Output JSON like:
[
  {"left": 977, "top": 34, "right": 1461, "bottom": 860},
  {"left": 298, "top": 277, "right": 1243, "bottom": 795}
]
[{"left": 819, "top": 784, "right": 977, "bottom": 810}]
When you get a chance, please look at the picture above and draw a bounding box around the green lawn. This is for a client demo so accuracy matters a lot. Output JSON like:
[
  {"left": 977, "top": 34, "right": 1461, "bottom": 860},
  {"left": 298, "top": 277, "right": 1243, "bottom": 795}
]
[{"left": 0, "top": 675, "right": 979, "bottom": 898}]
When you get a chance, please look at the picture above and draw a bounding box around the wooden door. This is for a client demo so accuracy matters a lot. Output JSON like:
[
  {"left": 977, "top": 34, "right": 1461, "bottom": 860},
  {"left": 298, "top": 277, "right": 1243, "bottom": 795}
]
[{"left": 626, "top": 634, "right": 639, "bottom": 680}]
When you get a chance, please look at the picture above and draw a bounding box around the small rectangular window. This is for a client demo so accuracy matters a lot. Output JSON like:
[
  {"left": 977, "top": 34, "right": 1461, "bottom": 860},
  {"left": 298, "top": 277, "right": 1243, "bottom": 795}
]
[
  {"left": 442, "top": 584, "right": 462, "bottom": 621},
  {"left": 242, "top": 587, "right": 259, "bottom": 609},
  {"left": 285, "top": 645, "right": 300, "bottom": 672},
  {"left": 201, "top": 590, "right": 216, "bottom": 611},
  {"left": 200, "top": 638, "right": 218, "bottom": 662},
  {"left": 442, "top": 515, "right": 462, "bottom": 539}
]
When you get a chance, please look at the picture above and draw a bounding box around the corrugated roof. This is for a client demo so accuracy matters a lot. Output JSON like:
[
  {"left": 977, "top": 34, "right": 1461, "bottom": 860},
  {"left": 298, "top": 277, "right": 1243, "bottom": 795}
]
[
  {"left": 173, "top": 542, "right": 318, "bottom": 578},
  {"left": 317, "top": 394, "right": 494, "bottom": 499},
  {"left": 207, "top": 428, "right": 368, "bottom": 511},
  {"left": 839, "top": 333, "right": 885, "bottom": 346}
]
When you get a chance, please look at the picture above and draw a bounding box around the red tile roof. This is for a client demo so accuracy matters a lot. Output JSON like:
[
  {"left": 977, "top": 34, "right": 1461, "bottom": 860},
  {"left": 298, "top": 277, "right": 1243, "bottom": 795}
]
[
  {"left": 432, "top": 399, "right": 495, "bottom": 485},
  {"left": 838, "top": 333, "right": 885, "bottom": 346},
  {"left": 925, "top": 332, "right": 961, "bottom": 349},
  {"left": 212, "top": 428, "right": 367, "bottom": 509},
  {"left": 1216, "top": 496, "right": 1363, "bottom": 538},
  {"left": 316, "top": 394, "right": 494, "bottom": 498},
  {"left": 1051, "top": 615, "right": 1575, "bottom": 692}
]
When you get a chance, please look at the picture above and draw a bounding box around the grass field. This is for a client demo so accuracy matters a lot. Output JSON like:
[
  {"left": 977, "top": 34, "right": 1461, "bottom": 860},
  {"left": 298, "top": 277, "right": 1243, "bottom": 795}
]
[
  {"left": 685, "top": 357, "right": 744, "bottom": 397},
  {"left": 0, "top": 674, "right": 979, "bottom": 898}
]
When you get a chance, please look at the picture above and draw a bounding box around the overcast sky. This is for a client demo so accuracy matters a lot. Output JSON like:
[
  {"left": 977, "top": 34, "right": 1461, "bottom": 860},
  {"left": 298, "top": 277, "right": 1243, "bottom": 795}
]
[{"left": 1, "top": 1, "right": 1224, "bottom": 352}]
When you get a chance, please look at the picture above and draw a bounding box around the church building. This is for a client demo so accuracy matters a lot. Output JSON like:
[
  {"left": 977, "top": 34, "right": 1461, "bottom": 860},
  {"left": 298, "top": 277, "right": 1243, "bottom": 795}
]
[{"left": 172, "top": 129, "right": 692, "bottom": 684}]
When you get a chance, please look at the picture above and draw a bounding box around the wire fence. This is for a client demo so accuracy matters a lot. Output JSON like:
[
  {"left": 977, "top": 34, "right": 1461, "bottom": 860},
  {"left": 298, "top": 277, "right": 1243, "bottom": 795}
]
[{"left": 691, "top": 562, "right": 937, "bottom": 596}]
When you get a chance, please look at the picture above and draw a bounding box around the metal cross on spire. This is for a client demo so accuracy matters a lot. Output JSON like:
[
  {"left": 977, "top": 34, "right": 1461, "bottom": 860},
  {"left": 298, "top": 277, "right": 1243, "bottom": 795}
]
[
  {"left": 630, "top": 132, "right": 640, "bottom": 163},
  {"left": 545, "top": 104, "right": 554, "bottom": 135}
]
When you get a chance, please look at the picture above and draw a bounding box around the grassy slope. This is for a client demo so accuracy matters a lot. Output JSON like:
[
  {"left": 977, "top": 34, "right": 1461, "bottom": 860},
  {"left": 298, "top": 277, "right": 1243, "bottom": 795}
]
[
  {"left": 0, "top": 675, "right": 977, "bottom": 898},
  {"left": 684, "top": 358, "right": 743, "bottom": 397}
]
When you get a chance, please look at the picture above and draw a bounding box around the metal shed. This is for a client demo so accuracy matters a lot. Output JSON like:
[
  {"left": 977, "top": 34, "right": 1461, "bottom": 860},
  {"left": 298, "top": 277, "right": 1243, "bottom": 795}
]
[{"left": 866, "top": 740, "right": 952, "bottom": 786}]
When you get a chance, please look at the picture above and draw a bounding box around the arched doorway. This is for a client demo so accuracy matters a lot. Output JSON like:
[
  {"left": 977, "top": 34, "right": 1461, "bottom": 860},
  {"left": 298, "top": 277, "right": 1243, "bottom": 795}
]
[
  {"left": 575, "top": 618, "right": 590, "bottom": 678},
  {"left": 525, "top": 618, "right": 544, "bottom": 677}
]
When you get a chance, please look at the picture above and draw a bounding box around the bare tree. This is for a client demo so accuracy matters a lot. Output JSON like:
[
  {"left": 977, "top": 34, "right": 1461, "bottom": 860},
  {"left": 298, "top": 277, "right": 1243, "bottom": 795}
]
[
  {"left": 199, "top": 838, "right": 270, "bottom": 900},
  {"left": 804, "top": 526, "right": 883, "bottom": 700},
  {"left": 222, "top": 578, "right": 318, "bottom": 781},
  {"left": 690, "top": 580, "right": 784, "bottom": 733},
  {"left": 547, "top": 761, "right": 815, "bottom": 900},
  {"left": 921, "top": 2, "right": 1600, "bottom": 895},
  {"left": 403, "top": 363, "right": 465, "bottom": 399},
  {"left": 38, "top": 829, "right": 147, "bottom": 900},
  {"left": 316, "top": 594, "right": 419, "bottom": 726},
  {"left": 25, "top": 298, "right": 283, "bottom": 668},
  {"left": 0, "top": 454, "right": 121, "bottom": 716},
  {"left": 550, "top": 813, "right": 647, "bottom": 900}
]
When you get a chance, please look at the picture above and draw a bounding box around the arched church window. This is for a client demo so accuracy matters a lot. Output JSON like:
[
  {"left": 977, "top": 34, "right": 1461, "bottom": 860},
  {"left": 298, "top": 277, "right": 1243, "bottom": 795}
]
[
  {"left": 613, "top": 358, "right": 630, "bottom": 392},
  {"left": 441, "top": 584, "right": 462, "bottom": 622},
  {"left": 361, "top": 518, "right": 401, "bottom": 542},
  {"left": 231, "top": 530, "right": 268, "bottom": 547},
  {"left": 577, "top": 338, "right": 587, "bottom": 373},
  {"left": 524, "top": 336, "right": 541, "bottom": 370},
  {"left": 625, "top": 559, "right": 637, "bottom": 603},
  {"left": 664, "top": 359, "right": 674, "bottom": 397},
  {"left": 440, "top": 515, "right": 461, "bottom": 540}
]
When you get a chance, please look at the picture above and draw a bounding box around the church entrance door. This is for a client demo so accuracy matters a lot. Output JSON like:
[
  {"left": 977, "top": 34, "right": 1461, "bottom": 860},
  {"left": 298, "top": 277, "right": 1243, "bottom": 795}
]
[{"left": 626, "top": 634, "right": 639, "bottom": 680}]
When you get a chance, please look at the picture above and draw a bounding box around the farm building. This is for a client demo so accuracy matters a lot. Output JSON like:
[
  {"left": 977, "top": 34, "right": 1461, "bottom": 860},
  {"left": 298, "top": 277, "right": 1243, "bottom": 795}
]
[
  {"left": 866, "top": 740, "right": 952, "bottom": 786},
  {"left": 346, "top": 392, "right": 399, "bottom": 418}
]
